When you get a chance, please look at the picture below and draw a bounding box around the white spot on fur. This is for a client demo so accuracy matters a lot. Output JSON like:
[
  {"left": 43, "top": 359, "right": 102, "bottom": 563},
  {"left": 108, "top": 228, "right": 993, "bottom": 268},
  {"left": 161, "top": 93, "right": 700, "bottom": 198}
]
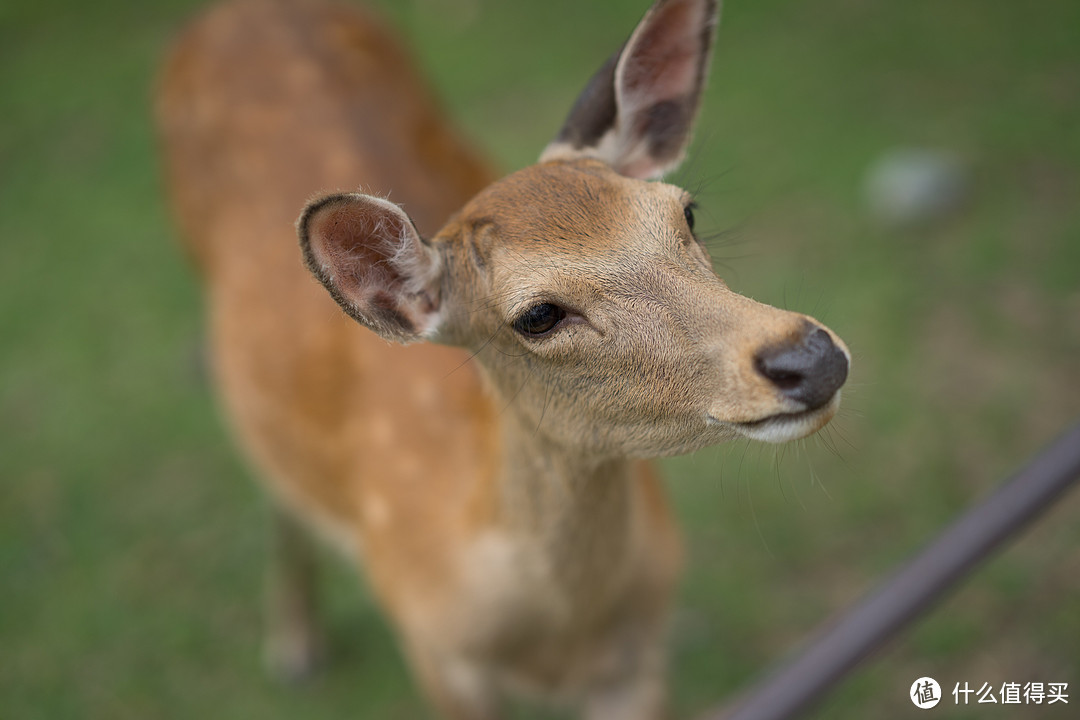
[
  {"left": 370, "top": 415, "right": 395, "bottom": 444},
  {"left": 364, "top": 492, "right": 391, "bottom": 529}
]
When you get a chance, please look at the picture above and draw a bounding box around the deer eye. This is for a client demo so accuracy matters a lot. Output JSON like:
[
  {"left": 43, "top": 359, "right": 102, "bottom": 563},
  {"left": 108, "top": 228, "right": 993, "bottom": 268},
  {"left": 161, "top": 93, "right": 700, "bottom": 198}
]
[
  {"left": 513, "top": 303, "right": 567, "bottom": 337},
  {"left": 683, "top": 202, "right": 697, "bottom": 232}
]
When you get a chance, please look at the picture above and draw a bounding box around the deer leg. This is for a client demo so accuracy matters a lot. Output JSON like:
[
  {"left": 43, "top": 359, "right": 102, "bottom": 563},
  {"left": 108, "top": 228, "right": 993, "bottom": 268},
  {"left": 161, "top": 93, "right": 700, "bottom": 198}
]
[
  {"left": 406, "top": 644, "right": 502, "bottom": 720},
  {"left": 586, "top": 674, "right": 669, "bottom": 720},
  {"left": 263, "top": 505, "right": 323, "bottom": 682},
  {"left": 584, "top": 621, "right": 671, "bottom": 720}
]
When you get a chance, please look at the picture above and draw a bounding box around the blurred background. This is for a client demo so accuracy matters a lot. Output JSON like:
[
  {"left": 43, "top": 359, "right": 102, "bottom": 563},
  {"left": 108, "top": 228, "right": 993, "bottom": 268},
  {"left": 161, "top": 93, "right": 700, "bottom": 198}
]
[{"left": 1, "top": 0, "right": 1077, "bottom": 717}]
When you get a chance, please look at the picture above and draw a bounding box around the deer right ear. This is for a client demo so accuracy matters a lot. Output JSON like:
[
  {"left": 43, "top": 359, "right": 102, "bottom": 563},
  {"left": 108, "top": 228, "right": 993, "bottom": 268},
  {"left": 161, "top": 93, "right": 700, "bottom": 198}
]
[
  {"left": 298, "top": 193, "right": 443, "bottom": 344},
  {"left": 540, "top": 0, "right": 719, "bottom": 180}
]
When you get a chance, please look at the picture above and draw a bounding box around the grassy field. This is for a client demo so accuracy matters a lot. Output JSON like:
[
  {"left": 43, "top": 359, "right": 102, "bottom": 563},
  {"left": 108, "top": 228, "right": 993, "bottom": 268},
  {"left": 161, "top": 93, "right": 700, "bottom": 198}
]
[{"left": 2, "top": 0, "right": 1077, "bottom": 718}]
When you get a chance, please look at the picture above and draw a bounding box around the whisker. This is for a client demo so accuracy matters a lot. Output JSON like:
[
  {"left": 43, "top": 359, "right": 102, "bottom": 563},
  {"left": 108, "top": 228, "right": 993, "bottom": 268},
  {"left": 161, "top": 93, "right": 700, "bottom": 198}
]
[{"left": 746, "top": 462, "right": 773, "bottom": 557}]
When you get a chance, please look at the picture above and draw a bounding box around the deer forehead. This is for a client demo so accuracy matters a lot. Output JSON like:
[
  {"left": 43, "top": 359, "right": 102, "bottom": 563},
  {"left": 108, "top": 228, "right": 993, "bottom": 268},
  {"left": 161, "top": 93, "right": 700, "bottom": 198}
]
[
  {"left": 461, "top": 160, "right": 688, "bottom": 252},
  {"left": 451, "top": 160, "right": 693, "bottom": 306}
]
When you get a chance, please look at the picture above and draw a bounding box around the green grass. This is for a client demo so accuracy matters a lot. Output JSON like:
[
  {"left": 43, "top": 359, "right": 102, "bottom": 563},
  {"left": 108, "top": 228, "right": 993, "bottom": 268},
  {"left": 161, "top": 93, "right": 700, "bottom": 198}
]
[{"left": 2, "top": 0, "right": 1078, "bottom": 718}]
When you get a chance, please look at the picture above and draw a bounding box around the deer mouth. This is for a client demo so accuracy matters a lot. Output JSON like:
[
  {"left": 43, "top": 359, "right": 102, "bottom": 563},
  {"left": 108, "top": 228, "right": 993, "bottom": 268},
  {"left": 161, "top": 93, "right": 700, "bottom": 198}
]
[{"left": 708, "top": 392, "right": 841, "bottom": 444}]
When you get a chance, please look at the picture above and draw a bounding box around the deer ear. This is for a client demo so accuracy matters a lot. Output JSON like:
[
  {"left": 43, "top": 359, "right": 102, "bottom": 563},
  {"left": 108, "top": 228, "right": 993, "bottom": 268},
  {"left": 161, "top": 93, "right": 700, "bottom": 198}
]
[
  {"left": 540, "top": 0, "right": 719, "bottom": 179},
  {"left": 299, "top": 193, "right": 442, "bottom": 343}
]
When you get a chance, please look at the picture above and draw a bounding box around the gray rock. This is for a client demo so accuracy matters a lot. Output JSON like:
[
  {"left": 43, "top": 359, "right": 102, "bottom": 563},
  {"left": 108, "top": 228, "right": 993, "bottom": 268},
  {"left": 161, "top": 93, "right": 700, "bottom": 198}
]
[{"left": 864, "top": 148, "right": 968, "bottom": 229}]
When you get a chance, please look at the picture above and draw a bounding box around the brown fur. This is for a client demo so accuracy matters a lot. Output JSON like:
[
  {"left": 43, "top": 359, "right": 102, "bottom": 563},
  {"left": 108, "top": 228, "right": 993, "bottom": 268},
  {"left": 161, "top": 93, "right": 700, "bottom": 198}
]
[{"left": 156, "top": 1, "right": 847, "bottom": 718}]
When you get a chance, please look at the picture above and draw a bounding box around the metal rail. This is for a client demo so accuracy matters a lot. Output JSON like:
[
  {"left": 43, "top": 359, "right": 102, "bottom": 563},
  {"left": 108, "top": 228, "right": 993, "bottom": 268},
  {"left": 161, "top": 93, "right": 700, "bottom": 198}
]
[{"left": 705, "top": 421, "right": 1080, "bottom": 720}]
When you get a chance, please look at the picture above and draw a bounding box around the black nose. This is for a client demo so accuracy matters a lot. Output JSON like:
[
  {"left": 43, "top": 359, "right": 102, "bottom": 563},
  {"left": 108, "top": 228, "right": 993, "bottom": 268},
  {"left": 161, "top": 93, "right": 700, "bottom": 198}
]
[{"left": 754, "top": 328, "right": 849, "bottom": 410}]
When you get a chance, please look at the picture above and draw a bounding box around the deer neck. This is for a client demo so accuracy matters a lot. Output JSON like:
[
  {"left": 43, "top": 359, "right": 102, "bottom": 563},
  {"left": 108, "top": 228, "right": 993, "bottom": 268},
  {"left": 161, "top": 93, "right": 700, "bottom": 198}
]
[{"left": 479, "top": 408, "right": 638, "bottom": 599}]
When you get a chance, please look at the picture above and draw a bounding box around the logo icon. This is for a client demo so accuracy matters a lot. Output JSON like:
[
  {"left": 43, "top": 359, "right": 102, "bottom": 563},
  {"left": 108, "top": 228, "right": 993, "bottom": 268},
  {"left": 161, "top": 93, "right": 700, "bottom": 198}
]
[{"left": 911, "top": 677, "right": 942, "bottom": 709}]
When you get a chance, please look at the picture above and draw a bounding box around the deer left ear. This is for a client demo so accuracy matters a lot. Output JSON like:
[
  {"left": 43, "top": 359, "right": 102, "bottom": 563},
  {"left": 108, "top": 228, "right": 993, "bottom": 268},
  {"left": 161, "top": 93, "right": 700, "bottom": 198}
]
[
  {"left": 540, "top": 0, "right": 719, "bottom": 180},
  {"left": 298, "top": 193, "right": 443, "bottom": 344}
]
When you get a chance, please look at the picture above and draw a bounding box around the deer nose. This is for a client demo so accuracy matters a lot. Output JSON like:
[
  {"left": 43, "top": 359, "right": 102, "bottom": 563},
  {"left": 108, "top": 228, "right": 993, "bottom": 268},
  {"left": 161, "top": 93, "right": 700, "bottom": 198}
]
[{"left": 754, "top": 327, "right": 849, "bottom": 410}]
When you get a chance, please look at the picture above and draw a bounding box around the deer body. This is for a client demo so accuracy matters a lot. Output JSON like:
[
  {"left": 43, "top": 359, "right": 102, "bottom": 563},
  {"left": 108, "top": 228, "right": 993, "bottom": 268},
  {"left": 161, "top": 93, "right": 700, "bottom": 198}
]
[{"left": 157, "top": 0, "right": 848, "bottom": 717}]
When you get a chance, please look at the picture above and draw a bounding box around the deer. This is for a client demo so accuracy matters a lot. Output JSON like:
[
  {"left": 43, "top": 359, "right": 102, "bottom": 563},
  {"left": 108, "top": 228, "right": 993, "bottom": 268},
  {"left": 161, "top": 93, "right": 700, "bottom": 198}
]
[{"left": 156, "top": 0, "right": 849, "bottom": 717}]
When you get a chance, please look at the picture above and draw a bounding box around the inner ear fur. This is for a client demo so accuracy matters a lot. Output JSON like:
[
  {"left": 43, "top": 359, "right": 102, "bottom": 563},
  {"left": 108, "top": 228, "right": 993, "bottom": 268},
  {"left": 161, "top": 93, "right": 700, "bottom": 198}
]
[{"left": 298, "top": 193, "right": 442, "bottom": 343}]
